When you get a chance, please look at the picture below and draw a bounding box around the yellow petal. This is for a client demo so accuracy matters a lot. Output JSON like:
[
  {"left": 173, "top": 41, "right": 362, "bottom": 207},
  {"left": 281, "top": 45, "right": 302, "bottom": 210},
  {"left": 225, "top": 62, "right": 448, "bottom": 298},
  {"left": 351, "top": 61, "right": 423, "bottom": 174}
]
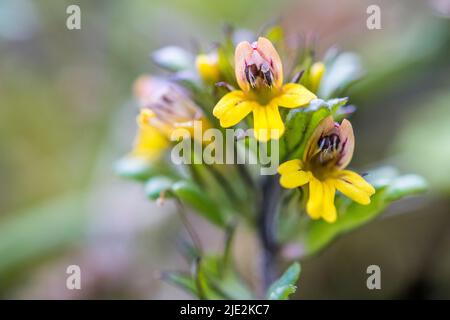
[
  {"left": 137, "top": 109, "right": 155, "bottom": 126},
  {"left": 309, "top": 62, "right": 326, "bottom": 93},
  {"left": 334, "top": 177, "right": 372, "bottom": 205},
  {"left": 337, "top": 170, "right": 375, "bottom": 195},
  {"left": 280, "top": 170, "right": 311, "bottom": 189},
  {"left": 213, "top": 91, "right": 255, "bottom": 128},
  {"left": 252, "top": 103, "right": 285, "bottom": 141},
  {"left": 272, "top": 83, "right": 317, "bottom": 109},
  {"left": 219, "top": 100, "right": 255, "bottom": 127},
  {"left": 306, "top": 177, "right": 324, "bottom": 220},
  {"left": 321, "top": 180, "right": 337, "bottom": 223},
  {"left": 131, "top": 121, "right": 168, "bottom": 159},
  {"left": 213, "top": 91, "right": 246, "bottom": 118},
  {"left": 252, "top": 106, "right": 269, "bottom": 142},
  {"left": 277, "top": 159, "right": 303, "bottom": 174},
  {"left": 266, "top": 103, "right": 285, "bottom": 139},
  {"left": 196, "top": 53, "right": 220, "bottom": 84},
  {"left": 306, "top": 178, "right": 337, "bottom": 222}
]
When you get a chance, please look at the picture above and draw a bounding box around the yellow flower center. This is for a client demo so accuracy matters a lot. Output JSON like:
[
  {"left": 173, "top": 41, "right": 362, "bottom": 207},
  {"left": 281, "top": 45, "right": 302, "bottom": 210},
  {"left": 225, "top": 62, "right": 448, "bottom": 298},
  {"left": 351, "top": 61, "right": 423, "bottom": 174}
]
[{"left": 246, "top": 86, "right": 281, "bottom": 106}]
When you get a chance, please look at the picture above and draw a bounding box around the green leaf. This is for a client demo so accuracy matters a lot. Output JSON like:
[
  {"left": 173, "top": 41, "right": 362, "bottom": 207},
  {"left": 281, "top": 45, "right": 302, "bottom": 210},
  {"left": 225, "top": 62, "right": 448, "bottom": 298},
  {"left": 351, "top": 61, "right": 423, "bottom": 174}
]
[
  {"left": 295, "top": 106, "right": 331, "bottom": 158},
  {"left": 171, "top": 180, "right": 228, "bottom": 227},
  {"left": 144, "top": 176, "right": 175, "bottom": 200},
  {"left": 327, "top": 97, "right": 349, "bottom": 113},
  {"left": 266, "top": 262, "right": 301, "bottom": 300},
  {"left": 197, "top": 256, "right": 254, "bottom": 300},
  {"left": 142, "top": 173, "right": 232, "bottom": 227},
  {"left": 151, "top": 46, "right": 194, "bottom": 72},
  {"left": 301, "top": 167, "right": 427, "bottom": 256},
  {"left": 161, "top": 271, "right": 198, "bottom": 297},
  {"left": 114, "top": 157, "right": 158, "bottom": 181},
  {"left": 385, "top": 174, "right": 428, "bottom": 202},
  {"left": 115, "top": 157, "right": 178, "bottom": 182},
  {"left": 304, "top": 189, "right": 388, "bottom": 255},
  {"left": 178, "top": 238, "right": 201, "bottom": 264},
  {"left": 283, "top": 103, "right": 331, "bottom": 161},
  {"left": 141, "top": 173, "right": 232, "bottom": 227},
  {"left": 283, "top": 98, "right": 351, "bottom": 161},
  {"left": 284, "top": 109, "right": 309, "bottom": 151},
  {"left": 169, "top": 255, "right": 253, "bottom": 300}
]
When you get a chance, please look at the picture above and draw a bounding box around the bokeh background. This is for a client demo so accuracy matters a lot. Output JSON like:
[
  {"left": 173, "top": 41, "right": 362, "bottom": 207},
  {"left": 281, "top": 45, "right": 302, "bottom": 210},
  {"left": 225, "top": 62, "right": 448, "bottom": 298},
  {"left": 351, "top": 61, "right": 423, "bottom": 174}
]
[{"left": 0, "top": 0, "right": 449, "bottom": 299}]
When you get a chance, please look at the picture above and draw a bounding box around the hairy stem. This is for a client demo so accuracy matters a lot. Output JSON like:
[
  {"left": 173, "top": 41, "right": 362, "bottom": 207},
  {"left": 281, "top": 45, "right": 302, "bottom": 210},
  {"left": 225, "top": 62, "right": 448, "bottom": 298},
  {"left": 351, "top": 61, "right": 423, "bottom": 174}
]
[
  {"left": 175, "top": 198, "right": 203, "bottom": 255},
  {"left": 258, "top": 174, "right": 281, "bottom": 293}
]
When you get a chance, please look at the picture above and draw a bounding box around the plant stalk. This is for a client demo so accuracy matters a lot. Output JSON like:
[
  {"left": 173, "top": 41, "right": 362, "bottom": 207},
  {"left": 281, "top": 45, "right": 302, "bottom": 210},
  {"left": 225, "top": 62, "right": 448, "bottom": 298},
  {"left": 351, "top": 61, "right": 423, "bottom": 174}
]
[{"left": 258, "top": 174, "right": 281, "bottom": 293}]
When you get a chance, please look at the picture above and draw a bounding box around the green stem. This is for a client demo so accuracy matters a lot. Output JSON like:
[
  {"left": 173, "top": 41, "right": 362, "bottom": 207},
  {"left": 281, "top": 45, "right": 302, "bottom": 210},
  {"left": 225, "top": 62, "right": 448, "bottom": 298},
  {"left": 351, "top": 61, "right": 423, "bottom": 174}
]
[
  {"left": 175, "top": 198, "right": 203, "bottom": 255},
  {"left": 222, "top": 220, "right": 237, "bottom": 273},
  {"left": 258, "top": 175, "right": 281, "bottom": 293}
]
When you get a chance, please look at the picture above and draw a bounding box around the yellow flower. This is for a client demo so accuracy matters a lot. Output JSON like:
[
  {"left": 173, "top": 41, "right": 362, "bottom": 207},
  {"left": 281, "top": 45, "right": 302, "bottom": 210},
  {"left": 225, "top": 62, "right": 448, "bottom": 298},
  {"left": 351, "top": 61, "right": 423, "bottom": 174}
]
[
  {"left": 130, "top": 75, "right": 208, "bottom": 158},
  {"left": 278, "top": 116, "right": 375, "bottom": 223},
  {"left": 212, "top": 37, "right": 317, "bottom": 142},
  {"left": 196, "top": 53, "right": 220, "bottom": 84},
  {"left": 131, "top": 109, "right": 169, "bottom": 160}
]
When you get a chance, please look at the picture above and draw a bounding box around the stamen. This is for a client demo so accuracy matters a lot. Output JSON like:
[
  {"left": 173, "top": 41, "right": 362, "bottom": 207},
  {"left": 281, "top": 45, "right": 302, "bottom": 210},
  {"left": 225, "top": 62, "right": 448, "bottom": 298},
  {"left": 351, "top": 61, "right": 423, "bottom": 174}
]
[
  {"left": 244, "top": 61, "right": 274, "bottom": 88},
  {"left": 318, "top": 136, "right": 327, "bottom": 150},
  {"left": 291, "top": 70, "right": 304, "bottom": 84},
  {"left": 317, "top": 134, "right": 342, "bottom": 164},
  {"left": 261, "top": 62, "right": 273, "bottom": 87},
  {"left": 215, "top": 81, "right": 235, "bottom": 92},
  {"left": 330, "top": 134, "right": 340, "bottom": 151},
  {"left": 245, "top": 64, "right": 257, "bottom": 88}
]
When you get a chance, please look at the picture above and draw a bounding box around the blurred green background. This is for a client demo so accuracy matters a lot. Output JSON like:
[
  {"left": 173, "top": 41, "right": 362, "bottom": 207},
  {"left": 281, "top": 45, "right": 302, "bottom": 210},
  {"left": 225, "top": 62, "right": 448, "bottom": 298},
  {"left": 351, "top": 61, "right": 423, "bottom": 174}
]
[{"left": 0, "top": 0, "right": 449, "bottom": 299}]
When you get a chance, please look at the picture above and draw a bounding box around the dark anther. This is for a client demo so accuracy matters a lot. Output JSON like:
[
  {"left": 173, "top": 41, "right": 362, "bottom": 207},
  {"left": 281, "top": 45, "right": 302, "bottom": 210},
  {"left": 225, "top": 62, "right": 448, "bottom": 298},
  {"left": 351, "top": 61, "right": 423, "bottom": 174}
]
[
  {"left": 318, "top": 134, "right": 340, "bottom": 151},
  {"left": 245, "top": 63, "right": 274, "bottom": 88},
  {"left": 330, "top": 134, "right": 340, "bottom": 150},
  {"left": 245, "top": 64, "right": 257, "bottom": 88},
  {"left": 162, "top": 95, "right": 173, "bottom": 104},
  {"left": 260, "top": 63, "right": 273, "bottom": 87},
  {"left": 318, "top": 136, "right": 330, "bottom": 150}
]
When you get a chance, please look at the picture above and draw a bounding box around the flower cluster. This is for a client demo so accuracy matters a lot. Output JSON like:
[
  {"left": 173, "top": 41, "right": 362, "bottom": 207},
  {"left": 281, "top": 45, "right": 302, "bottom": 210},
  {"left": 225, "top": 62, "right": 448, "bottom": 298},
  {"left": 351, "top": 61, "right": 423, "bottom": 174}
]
[
  {"left": 116, "top": 26, "right": 426, "bottom": 300},
  {"left": 126, "top": 34, "right": 375, "bottom": 224}
]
